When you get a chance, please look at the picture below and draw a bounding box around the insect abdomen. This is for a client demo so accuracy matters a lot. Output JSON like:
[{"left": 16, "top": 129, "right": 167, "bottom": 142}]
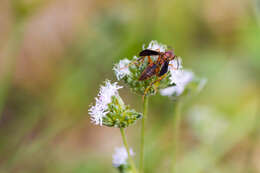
[{"left": 139, "top": 64, "right": 157, "bottom": 81}]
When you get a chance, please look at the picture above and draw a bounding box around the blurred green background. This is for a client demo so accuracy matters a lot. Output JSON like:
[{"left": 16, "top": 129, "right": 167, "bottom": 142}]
[{"left": 0, "top": 0, "right": 259, "bottom": 172}]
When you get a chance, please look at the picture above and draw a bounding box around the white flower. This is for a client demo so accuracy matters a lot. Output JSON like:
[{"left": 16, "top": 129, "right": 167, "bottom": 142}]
[
  {"left": 160, "top": 86, "right": 181, "bottom": 97},
  {"left": 170, "top": 69, "right": 194, "bottom": 88},
  {"left": 112, "top": 147, "right": 134, "bottom": 167},
  {"left": 160, "top": 85, "right": 185, "bottom": 97},
  {"left": 88, "top": 80, "right": 123, "bottom": 126},
  {"left": 160, "top": 68, "right": 194, "bottom": 96},
  {"left": 143, "top": 40, "right": 167, "bottom": 52},
  {"left": 113, "top": 58, "right": 131, "bottom": 80}
]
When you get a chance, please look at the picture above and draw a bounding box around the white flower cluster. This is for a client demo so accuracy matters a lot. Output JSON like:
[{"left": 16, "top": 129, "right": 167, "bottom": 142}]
[
  {"left": 113, "top": 58, "right": 131, "bottom": 80},
  {"left": 88, "top": 80, "right": 123, "bottom": 126},
  {"left": 112, "top": 147, "right": 134, "bottom": 167},
  {"left": 160, "top": 57, "right": 194, "bottom": 97}
]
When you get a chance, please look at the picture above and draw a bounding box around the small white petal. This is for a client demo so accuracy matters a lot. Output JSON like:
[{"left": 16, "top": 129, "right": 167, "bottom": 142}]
[
  {"left": 88, "top": 80, "right": 123, "bottom": 126},
  {"left": 160, "top": 68, "right": 194, "bottom": 97},
  {"left": 170, "top": 69, "right": 194, "bottom": 87},
  {"left": 146, "top": 40, "right": 167, "bottom": 52},
  {"left": 160, "top": 85, "right": 185, "bottom": 96},
  {"left": 112, "top": 147, "right": 135, "bottom": 167},
  {"left": 143, "top": 40, "right": 168, "bottom": 61},
  {"left": 113, "top": 59, "right": 131, "bottom": 80}
]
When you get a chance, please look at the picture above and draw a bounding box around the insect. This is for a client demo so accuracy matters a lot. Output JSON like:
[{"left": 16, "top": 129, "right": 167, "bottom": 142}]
[{"left": 137, "top": 49, "right": 177, "bottom": 96}]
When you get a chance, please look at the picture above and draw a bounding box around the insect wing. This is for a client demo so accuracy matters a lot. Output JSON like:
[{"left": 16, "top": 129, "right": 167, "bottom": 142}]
[
  {"left": 159, "top": 61, "right": 169, "bottom": 77},
  {"left": 139, "top": 49, "right": 160, "bottom": 56}
]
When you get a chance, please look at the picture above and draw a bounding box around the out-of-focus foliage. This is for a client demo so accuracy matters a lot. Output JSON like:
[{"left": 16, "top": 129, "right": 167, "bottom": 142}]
[{"left": 0, "top": 0, "right": 259, "bottom": 172}]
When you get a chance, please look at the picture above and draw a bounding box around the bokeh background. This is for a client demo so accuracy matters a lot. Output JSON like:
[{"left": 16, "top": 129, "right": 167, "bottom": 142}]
[{"left": 0, "top": 0, "right": 259, "bottom": 172}]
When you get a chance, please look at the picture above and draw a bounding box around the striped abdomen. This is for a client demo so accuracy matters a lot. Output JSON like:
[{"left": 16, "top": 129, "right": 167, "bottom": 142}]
[{"left": 139, "top": 64, "right": 158, "bottom": 81}]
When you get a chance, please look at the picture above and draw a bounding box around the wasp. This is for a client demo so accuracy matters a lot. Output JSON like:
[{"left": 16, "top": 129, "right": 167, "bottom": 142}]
[
  {"left": 120, "top": 48, "right": 178, "bottom": 96},
  {"left": 137, "top": 49, "right": 177, "bottom": 96}
]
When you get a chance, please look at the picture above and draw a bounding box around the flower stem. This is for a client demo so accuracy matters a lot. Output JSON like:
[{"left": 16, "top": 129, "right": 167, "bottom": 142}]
[
  {"left": 171, "top": 101, "right": 181, "bottom": 173},
  {"left": 120, "top": 128, "right": 138, "bottom": 173},
  {"left": 140, "top": 96, "right": 149, "bottom": 173}
]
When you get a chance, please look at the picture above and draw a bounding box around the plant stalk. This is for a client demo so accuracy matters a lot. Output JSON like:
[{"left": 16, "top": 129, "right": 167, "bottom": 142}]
[
  {"left": 140, "top": 96, "right": 149, "bottom": 173},
  {"left": 120, "top": 128, "right": 138, "bottom": 173}
]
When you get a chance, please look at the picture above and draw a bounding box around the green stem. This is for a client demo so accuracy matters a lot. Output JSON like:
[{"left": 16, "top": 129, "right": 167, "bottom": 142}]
[
  {"left": 140, "top": 96, "right": 149, "bottom": 173},
  {"left": 120, "top": 128, "right": 138, "bottom": 173},
  {"left": 171, "top": 101, "right": 181, "bottom": 173}
]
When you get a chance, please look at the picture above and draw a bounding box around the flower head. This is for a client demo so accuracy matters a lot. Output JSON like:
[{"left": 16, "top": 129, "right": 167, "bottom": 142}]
[
  {"left": 114, "top": 41, "right": 174, "bottom": 96},
  {"left": 89, "top": 80, "right": 142, "bottom": 127},
  {"left": 113, "top": 58, "right": 131, "bottom": 80},
  {"left": 112, "top": 147, "right": 134, "bottom": 167},
  {"left": 88, "top": 80, "right": 122, "bottom": 125}
]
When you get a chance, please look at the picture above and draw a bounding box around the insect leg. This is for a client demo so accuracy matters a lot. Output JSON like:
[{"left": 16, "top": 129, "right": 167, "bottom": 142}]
[
  {"left": 147, "top": 56, "right": 153, "bottom": 64},
  {"left": 143, "top": 73, "right": 168, "bottom": 98}
]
